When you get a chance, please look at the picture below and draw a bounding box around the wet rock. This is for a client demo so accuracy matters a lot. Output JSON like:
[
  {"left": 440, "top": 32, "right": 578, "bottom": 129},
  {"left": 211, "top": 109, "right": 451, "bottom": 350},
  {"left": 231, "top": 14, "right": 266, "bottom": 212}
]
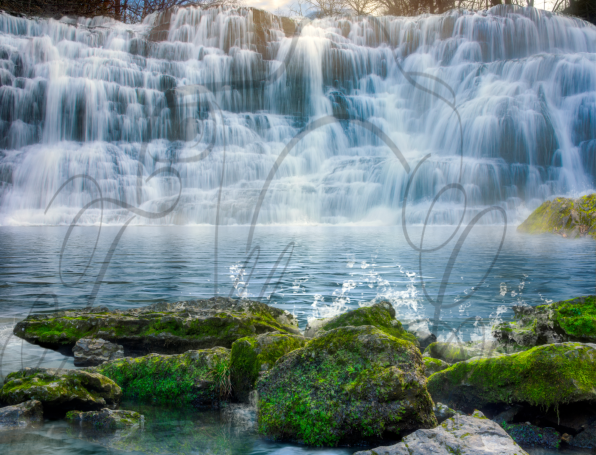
[
  {"left": 257, "top": 326, "right": 436, "bottom": 446},
  {"left": 0, "top": 368, "right": 121, "bottom": 418},
  {"left": 88, "top": 347, "right": 231, "bottom": 407},
  {"left": 14, "top": 297, "right": 300, "bottom": 356},
  {"left": 423, "top": 357, "right": 450, "bottom": 377},
  {"left": 73, "top": 338, "right": 124, "bottom": 367},
  {"left": 493, "top": 295, "right": 596, "bottom": 347},
  {"left": 66, "top": 408, "right": 143, "bottom": 430},
  {"left": 492, "top": 405, "right": 522, "bottom": 424},
  {"left": 148, "top": 8, "right": 172, "bottom": 42},
  {"left": 303, "top": 301, "right": 418, "bottom": 346},
  {"left": 0, "top": 400, "right": 43, "bottom": 430},
  {"left": 517, "top": 194, "right": 596, "bottom": 238},
  {"left": 230, "top": 332, "right": 306, "bottom": 403},
  {"left": 427, "top": 342, "right": 596, "bottom": 414},
  {"left": 569, "top": 424, "right": 596, "bottom": 448},
  {"left": 353, "top": 411, "right": 528, "bottom": 455},
  {"left": 500, "top": 422, "right": 560, "bottom": 449}
]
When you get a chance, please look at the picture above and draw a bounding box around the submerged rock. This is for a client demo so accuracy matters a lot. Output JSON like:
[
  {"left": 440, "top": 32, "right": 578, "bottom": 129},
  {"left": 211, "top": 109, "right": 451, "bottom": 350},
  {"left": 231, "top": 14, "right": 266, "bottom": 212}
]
[
  {"left": 13, "top": 297, "right": 300, "bottom": 355},
  {"left": 230, "top": 332, "right": 306, "bottom": 403},
  {"left": 66, "top": 408, "right": 143, "bottom": 430},
  {"left": 423, "top": 357, "right": 450, "bottom": 377},
  {"left": 0, "top": 400, "right": 43, "bottom": 430},
  {"left": 517, "top": 194, "right": 596, "bottom": 239},
  {"left": 73, "top": 338, "right": 124, "bottom": 367},
  {"left": 303, "top": 301, "right": 418, "bottom": 345},
  {"left": 500, "top": 422, "right": 560, "bottom": 449},
  {"left": 493, "top": 295, "right": 596, "bottom": 347},
  {"left": 257, "top": 326, "right": 436, "bottom": 446},
  {"left": 353, "top": 411, "right": 529, "bottom": 455},
  {"left": 0, "top": 368, "right": 121, "bottom": 418},
  {"left": 88, "top": 347, "right": 231, "bottom": 406},
  {"left": 427, "top": 342, "right": 596, "bottom": 413}
]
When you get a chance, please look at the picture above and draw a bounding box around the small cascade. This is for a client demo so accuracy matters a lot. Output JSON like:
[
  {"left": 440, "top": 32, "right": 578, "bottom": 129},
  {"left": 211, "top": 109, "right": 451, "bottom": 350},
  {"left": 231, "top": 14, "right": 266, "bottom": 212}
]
[{"left": 0, "top": 5, "right": 593, "bottom": 225}]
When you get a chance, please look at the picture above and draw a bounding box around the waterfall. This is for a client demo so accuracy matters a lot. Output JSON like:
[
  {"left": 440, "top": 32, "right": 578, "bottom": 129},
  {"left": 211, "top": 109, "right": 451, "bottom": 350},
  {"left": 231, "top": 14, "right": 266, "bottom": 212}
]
[{"left": 0, "top": 5, "right": 594, "bottom": 226}]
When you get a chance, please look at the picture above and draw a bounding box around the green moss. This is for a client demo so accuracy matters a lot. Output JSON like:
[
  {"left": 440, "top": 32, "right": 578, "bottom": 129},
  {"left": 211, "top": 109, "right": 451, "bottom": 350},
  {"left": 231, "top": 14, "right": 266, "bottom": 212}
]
[
  {"left": 427, "top": 342, "right": 596, "bottom": 411},
  {"left": 553, "top": 296, "right": 596, "bottom": 338},
  {"left": 518, "top": 194, "right": 596, "bottom": 238},
  {"left": 315, "top": 302, "right": 418, "bottom": 345},
  {"left": 423, "top": 356, "right": 450, "bottom": 377},
  {"left": 257, "top": 326, "right": 436, "bottom": 447},
  {"left": 230, "top": 333, "right": 306, "bottom": 402},
  {"left": 93, "top": 348, "right": 231, "bottom": 405}
]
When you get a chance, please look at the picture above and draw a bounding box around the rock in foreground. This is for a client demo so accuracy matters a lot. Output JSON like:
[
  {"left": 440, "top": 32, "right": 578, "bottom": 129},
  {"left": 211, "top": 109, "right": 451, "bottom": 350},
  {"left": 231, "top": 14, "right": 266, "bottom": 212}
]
[
  {"left": 73, "top": 338, "right": 124, "bottom": 367},
  {"left": 303, "top": 301, "right": 418, "bottom": 345},
  {"left": 0, "top": 400, "right": 43, "bottom": 430},
  {"left": 0, "top": 368, "right": 121, "bottom": 418},
  {"left": 89, "top": 347, "right": 231, "bottom": 406},
  {"left": 257, "top": 326, "right": 436, "bottom": 446},
  {"left": 493, "top": 296, "right": 596, "bottom": 347},
  {"left": 427, "top": 342, "right": 596, "bottom": 413},
  {"left": 230, "top": 332, "right": 306, "bottom": 403},
  {"left": 354, "top": 411, "right": 528, "bottom": 455},
  {"left": 66, "top": 408, "right": 143, "bottom": 430},
  {"left": 14, "top": 297, "right": 300, "bottom": 355},
  {"left": 517, "top": 194, "right": 596, "bottom": 238}
]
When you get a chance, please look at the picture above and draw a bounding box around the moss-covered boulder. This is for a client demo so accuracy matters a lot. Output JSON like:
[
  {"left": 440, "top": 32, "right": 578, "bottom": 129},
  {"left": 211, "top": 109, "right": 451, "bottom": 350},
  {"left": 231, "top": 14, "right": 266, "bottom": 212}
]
[
  {"left": 303, "top": 301, "right": 417, "bottom": 345},
  {"left": 493, "top": 296, "right": 596, "bottom": 347},
  {"left": 88, "top": 347, "right": 231, "bottom": 407},
  {"left": 517, "top": 194, "right": 596, "bottom": 238},
  {"left": 423, "top": 341, "right": 510, "bottom": 364},
  {"left": 0, "top": 368, "right": 121, "bottom": 418},
  {"left": 427, "top": 342, "right": 596, "bottom": 413},
  {"left": 230, "top": 332, "right": 306, "bottom": 403},
  {"left": 423, "top": 357, "right": 450, "bottom": 378},
  {"left": 13, "top": 297, "right": 300, "bottom": 355},
  {"left": 66, "top": 408, "right": 143, "bottom": 430},
  {"left": 257, "top": 326, "right": 437, "bottom": 446}
]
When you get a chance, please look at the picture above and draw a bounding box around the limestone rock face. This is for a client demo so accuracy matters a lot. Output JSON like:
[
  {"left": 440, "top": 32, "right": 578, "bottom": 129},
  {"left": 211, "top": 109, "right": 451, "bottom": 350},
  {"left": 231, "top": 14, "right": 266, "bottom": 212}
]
[
  {"left": 73, "top": 338, "right": 124, "bottom": 367},
  {"left": 0, "top": 368, "right": 121, "bottom": 418},
  {"left": 493, "top": 296, "right": 596, "bottom": 347},
  {"left": 88, "top": 347, "right": 231, "bottom": 407},
  {"left": 13, "top": 297, "right": 300, "bottom": 355},
  {"left": 0, "top": 400, "right": 43, "bottom": 430},
  {"left": 353, "top": 411, "right": 529, "bottom": 455},
  {"left": 66, "top": 408, "right": 143, "bottom": 430},
  {"left": 230, "top": 332, "right": 306, "bottom": 403},
  {"left": 517, "top": 194, "right": 596, "bottom": 239},
  {"left": 257, "top": 326, "right": 436, "bottom": 446},
  {"left": 427, "top": 342, "right": 596, "bottom": 413},
  {"left": 303, "top": 301, "right": 417, "bottom": 346}
]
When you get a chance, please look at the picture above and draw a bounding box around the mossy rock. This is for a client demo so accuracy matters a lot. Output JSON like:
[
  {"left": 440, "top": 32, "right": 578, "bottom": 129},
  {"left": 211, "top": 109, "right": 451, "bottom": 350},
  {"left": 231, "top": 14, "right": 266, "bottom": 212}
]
[
  {"left": 257, "top": 325, "right": 437, "bottom": 446},
  {"left": 423, "top": 357, "right": 450, "bottom": 377},
  {"left": 423, "top": 341, "right": 511, "bottom": 364},
  {"left": 0, "top": 400, "right": 43, "bottom": 430},
  {"left": 88, "top": 347, "right": 231, "bottom": 406},
  {"left": 13, "top": 297, "right": 300, "bottom": 355},
  {"left": 303, "top": 301, "right": 418, "bottom": 346},
  {"left": 427, "top": 342, "right": 596, "bottom": 413},
  {"left": 230, "top": 332, "right": 306, "bottom": 403},
  {"left": 0, "top": 368, "right": 121, "bottom": 418},
  {"left": 66, "top": 408, "right": 143, "bottom": 430},
  {"left": 493, "top": 296, "right": 596, "bottom": 347},
  {"left": 517, "top": 194, "right": 596, "bottom": 239}
]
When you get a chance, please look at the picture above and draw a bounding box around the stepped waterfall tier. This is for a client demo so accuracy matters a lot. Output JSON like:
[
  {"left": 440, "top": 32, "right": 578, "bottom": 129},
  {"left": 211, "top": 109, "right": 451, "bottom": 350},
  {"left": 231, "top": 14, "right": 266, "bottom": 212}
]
[{"left": 0, "top": 5, "right": 594, "bottom": 226}]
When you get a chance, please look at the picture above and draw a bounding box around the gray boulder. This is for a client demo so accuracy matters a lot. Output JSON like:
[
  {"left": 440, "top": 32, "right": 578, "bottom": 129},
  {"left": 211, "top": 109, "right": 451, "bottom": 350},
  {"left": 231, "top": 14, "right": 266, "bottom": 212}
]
[
  {"left": 0, "top": 400, "right": 43, "bottom": 430},
  {"left": 354, "top": 411, "right": 529, "bottom": 455},
  {"left": 73, "top": 338, "right": 124, "bottom": 367},
  {"left": 570, "top": 424, "right": 596, "bottom": 449}
]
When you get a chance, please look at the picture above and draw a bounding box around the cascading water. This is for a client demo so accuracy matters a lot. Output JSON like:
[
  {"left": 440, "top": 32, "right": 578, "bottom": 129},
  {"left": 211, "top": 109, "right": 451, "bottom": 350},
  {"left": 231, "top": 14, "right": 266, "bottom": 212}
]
[{"left": 0, "top": 5, "right": 594, "bottom": 226}]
